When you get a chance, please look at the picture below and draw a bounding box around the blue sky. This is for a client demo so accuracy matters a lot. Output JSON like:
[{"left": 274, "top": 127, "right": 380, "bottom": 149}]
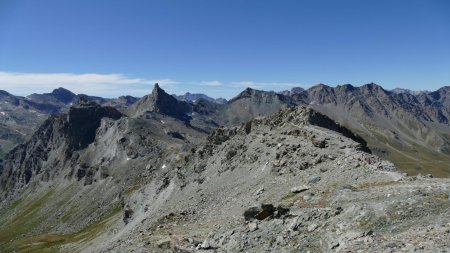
[{"left": 0, "top": 0, "right": 449, "bottom": 98}]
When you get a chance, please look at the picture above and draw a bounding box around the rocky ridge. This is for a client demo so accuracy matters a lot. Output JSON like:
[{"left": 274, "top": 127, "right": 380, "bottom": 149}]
[
  {"left": 87, "top": 106, "right": 450, "bottom": 253},
  {"left": 174, "top": 92, "right": 227, "bottom": 104}
]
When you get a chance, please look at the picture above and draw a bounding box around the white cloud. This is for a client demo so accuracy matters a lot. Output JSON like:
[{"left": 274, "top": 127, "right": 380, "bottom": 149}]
[
  {"left": 200, "top": 80, "right": 223, "bottom": 86},
  {"left": 0, "top": 71, "right": 178, "bottom": 97},
  {"left": 149, "top": 78, "right": 180, "bottom": 86}
]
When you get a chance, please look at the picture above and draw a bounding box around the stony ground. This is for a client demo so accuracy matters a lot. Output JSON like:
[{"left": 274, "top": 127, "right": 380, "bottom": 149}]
[{"left": 83, "top": 107, "right": 450, "bottom": 253}]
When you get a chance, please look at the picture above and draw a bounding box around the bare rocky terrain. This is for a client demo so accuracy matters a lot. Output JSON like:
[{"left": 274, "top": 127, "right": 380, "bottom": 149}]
[
  {"left": 0, "top": 84, "right": 449, "bottom": 252},
  {"left": 86, "top": 106, "right": 450, "bottom": 253},
  {"left": 0, "top": 88, "right": 139, "bottom": 160}
]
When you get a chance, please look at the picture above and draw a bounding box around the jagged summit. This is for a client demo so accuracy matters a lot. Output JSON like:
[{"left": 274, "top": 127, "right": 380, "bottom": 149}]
[
  {"left": 336, "top": 84, "right": 355, "bottom": 91},
  {"left": 151, "top": 82, "right": 163, "bottom": 96},
  {"left": 229, "top": 87, "right": 295, "bottom": 105},
  {"left": 360, "top": 82, "right": 388, "bottom": 94},
  {"left": 27, "top": 87, "right": 77, "bottom": 105},
  {"left": 174, "top": 92, "right": 227, "bottom": 104},
  {"left": 228, "top": 87, "right": 256, "bottom": 102},
  {"left": 50, "top": 87, "right": 77, "bottom": 104},
  {"left": 125, "top": 83, "right": 192, "bottom": 120},
  {"left": 391, "top": 88, "right": 429, "bottom": 95},
  {"left": 308, "top": 83, "right": 331, "bottom": 90}
]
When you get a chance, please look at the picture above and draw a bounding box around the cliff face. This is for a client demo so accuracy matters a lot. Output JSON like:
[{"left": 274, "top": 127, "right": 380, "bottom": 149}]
[{"left": 0, "top": 102, "right": 122, "bottom": 195}]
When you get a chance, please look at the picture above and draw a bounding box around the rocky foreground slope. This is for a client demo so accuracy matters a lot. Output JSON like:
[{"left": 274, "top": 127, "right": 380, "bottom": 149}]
[{"left": 87, "top": 106, "right": 449, "bottom": 253}]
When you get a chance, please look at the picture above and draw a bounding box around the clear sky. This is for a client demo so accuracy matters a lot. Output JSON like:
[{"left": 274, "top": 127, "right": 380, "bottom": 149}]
[{"left": 0, "top": 0, "right": 449, "bottom": 98}]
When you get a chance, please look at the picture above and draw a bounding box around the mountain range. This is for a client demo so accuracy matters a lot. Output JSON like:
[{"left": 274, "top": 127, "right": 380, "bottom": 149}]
[
  {"left": 0, "top": 83, "right": 449, "bottom": 252},
  {"left": 1, "top": 84, "right": 450, "bottom": 177}
]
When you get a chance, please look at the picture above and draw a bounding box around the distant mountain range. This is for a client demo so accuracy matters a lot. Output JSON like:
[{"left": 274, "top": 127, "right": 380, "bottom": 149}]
[
  {"left": 1, "top": 84, "right": 449, "bottom": 176},
  {"left": 390, "top": 88, "right": 430, "bottom": 95},
  {"left": 173, "top": 92, "right": 227, "bottom": 104}
]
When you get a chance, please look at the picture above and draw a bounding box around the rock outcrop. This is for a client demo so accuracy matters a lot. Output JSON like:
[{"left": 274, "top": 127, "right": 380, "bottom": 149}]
[{"left": 0, "top": 101, "right": 122, "bottom": 195}]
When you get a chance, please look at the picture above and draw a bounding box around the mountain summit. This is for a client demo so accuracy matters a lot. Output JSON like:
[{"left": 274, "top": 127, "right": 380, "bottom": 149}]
[
  {"left": 125, "top": 83, "right": 192, "bottom": 120},
  {"left": 50, "top": 87, "right": 77, "bottom": 104}
]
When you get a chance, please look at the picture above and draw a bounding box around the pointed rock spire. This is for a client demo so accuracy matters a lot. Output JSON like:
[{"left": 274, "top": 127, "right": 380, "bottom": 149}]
[
  {"left": 125, "top": 83, "right": 192, "bottom": 120},
  {"left": 152, "top": 83, "right": 161, "bottom": 94}
]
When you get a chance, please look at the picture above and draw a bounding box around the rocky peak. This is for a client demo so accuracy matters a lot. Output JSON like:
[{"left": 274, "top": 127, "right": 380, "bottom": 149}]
[
  {"left": 306, "top": 84, "right": 336, "bottom": 104},
  {"left": 336, "top": 84, "right": 355, "bottom": 92},
  {"left": 125, "top": 83, "right": 192, "bottom": 120},
  {"left": 278, "top": 87, "right": 305, "bottom": 96},
  {"left": 151, "top": 83, "right": 164, "bottom": 96},
  {"left": 309, "top": 83, "right": 330, "bottom": 90},
  {"left": 51, "top": 87, "right": 77, "bottom": 104},
  {"left": 437, "top": 86, "right": 450, "bottom": 93},
  {"left": 229, "top": 87, "right": 294, "bottom": 105},
  {"left": 431, "top": 86, "right": 450, "bottom": 97},
  {"left": 231, "top": 87, "right": 255, "bottom": 101},
  {"left": 174, "top": 92, "right": 227, "bottom": 104},
  {"left": 307, "top": 83, "right": 334, "bottom": 95},
  {"left": 360, "top": 82, "right": 386, "bottom": 93},
  {"left": 290, "top": 87, "right": 305, "bottom": 94}
]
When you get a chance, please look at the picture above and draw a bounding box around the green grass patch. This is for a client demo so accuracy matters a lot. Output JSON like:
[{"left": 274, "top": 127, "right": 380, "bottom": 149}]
[
  {"left": 1, "top": 203, "right": 121, "bottom": 253},
  {"left": 0, "top": 189, "right": 55, "bottom": 248},
  {"left": 366, "top": 130, "right": 450, "bottom": 177},
  {"left": 0, "top": 183, "right": 122, "bottom": 253},
  {"left": 13, "top": 204, "right": 121, "bottom": 253}
]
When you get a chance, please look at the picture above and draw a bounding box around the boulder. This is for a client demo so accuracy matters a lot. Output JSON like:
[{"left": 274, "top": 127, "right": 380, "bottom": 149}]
[{"left": 291, "top": 185, "right": 310, "bottom": 193}]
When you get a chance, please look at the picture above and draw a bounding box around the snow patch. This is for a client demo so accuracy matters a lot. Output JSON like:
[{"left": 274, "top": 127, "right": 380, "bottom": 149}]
[
  {"left": 161, "top": 164, "right": 167, "bottom": 169},
  {"left": 126, "top": 157, "right": 131, "bottom": 161},
  {"left": 161, "top": 120, "right": 165, "bottom": 124},
  {"left": 0, "top": 111, "right": 5, "bottom": 115}
]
